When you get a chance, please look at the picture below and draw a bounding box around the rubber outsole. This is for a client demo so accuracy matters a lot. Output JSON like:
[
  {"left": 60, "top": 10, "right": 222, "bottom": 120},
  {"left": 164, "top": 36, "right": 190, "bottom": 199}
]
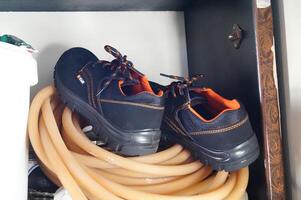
[
  {"left": 54, "top": 70, "right": 161, "bottom": 156},
  {"left": 161, "top": 126, "right": 260, "bottom": 172}
]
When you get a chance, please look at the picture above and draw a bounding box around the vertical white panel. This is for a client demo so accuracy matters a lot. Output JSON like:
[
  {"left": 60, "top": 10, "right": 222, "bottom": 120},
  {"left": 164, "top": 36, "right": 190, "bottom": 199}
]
[{"left": 277, "top": 0, "right": 301, "bottom": 199}]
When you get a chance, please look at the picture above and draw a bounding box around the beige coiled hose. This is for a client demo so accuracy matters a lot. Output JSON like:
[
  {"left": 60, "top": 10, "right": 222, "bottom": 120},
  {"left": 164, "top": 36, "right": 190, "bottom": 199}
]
[{"left": 28, "top": 85, "right": 249, "bottom": 200}]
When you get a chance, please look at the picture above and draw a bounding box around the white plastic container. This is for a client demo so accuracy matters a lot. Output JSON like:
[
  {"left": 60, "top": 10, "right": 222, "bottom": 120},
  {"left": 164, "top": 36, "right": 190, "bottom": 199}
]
[{"left": 0, "top": 41, "right": 37, "bottom": 200}]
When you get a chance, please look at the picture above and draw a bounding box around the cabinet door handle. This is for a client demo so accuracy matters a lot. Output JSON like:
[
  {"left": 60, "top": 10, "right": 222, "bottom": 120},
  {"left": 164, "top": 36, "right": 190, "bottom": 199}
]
[{"left": 228, "top": 24, "right": 244, "bottom": 49}]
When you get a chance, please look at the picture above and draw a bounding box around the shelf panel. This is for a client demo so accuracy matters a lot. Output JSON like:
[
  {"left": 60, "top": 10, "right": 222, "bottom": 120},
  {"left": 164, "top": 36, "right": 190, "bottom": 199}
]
[{"left": 0, "top": 0, "right": 191, "bottom": 11}]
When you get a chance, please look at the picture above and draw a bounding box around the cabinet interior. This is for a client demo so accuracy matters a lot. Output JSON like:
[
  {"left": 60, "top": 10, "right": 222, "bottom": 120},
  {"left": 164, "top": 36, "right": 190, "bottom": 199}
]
[{"left": 0, "top": 0, "right": 267, "bottom": 199}]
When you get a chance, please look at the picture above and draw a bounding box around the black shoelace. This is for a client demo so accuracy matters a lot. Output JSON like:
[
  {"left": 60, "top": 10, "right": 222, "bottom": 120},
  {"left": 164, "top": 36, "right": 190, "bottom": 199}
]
[
  {"left": 94, "top": 45, "right": 143, "bottom": 96},
  {"left": 160, "top": 73, "right": 203, "bottom": 101}
]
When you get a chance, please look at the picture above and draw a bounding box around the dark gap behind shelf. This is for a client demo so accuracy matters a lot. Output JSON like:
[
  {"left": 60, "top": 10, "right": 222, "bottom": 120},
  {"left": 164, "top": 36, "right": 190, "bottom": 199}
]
[{"left": 185, "top": 0, "right": 266, "bottom": 199}]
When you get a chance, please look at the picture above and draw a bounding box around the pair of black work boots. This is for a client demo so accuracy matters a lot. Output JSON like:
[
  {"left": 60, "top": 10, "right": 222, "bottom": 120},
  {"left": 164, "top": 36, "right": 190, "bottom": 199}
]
[{"left": 54, "top": 45, "right": 259, "bottom": 171}]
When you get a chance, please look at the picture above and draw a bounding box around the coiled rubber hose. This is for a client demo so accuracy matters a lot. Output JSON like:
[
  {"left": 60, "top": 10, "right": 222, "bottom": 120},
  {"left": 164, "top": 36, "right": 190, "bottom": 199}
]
[{"left": 28, "top": 85, "right": 249, "bottom": 200}]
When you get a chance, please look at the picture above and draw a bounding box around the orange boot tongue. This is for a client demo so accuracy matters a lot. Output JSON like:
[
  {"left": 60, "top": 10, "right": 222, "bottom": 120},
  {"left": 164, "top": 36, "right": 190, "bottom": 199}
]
[{"left": 120, "top": 76, "right": 155, "bottom": 96}]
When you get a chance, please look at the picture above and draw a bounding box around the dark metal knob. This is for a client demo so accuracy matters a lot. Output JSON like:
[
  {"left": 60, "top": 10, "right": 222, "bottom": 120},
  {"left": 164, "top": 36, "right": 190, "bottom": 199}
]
[{"left": 228, "top": 24, "right": 244, "bottom": 49}]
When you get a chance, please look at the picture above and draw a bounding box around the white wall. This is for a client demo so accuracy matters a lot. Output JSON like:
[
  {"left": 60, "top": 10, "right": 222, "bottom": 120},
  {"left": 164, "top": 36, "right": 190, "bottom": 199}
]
[
  {"left": 0, "top": 12, "right": 188, "bottom": 97},
  {"left": 0, "top": 11, "right": 187, "bottom": 199},
  {"left": 278, "top": 0, "right": 301, "bottom": 199}
]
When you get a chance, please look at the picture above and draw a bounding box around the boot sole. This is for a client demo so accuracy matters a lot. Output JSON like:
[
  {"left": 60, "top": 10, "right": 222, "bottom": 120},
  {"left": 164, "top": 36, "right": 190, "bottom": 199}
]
[{"left": 162, "top": 123, "right": 259, "bottom": 171}]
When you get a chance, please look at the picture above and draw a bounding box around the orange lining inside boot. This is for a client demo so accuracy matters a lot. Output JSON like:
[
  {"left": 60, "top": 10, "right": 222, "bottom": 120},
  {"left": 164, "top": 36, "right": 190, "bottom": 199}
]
[
  {"left": 118, "top": 76, "right": 163, "bottom": 97},
  {"left": 189, "top": 88, "right": 240, "bottom": 122}
]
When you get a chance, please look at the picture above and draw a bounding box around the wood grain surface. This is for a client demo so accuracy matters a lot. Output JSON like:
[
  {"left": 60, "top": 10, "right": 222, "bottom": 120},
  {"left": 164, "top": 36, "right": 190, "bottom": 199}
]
[{"left": 256, "top": 6, "right": 286, "bottom": 200}]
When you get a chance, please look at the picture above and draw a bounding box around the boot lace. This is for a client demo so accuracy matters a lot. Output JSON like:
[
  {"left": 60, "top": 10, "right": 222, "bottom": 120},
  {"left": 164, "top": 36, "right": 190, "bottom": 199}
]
[
  {"left": 160, "top": 73, "right": 203, "bottom": 101},
  {"left": 95, "top": 45, "right": 143, "bottom": 96}
]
